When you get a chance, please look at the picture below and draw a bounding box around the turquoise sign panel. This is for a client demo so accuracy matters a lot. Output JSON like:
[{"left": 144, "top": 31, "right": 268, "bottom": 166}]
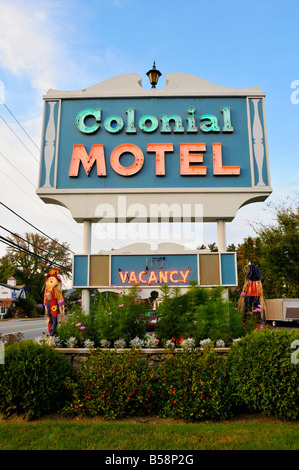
[
  {"left": 111, "top": 253, "right": 198, "bottom": 287},
  {"left": 73, "top": 255, "right": 88, "bottom": 287},
  {"left": 39, "top": 96, "right": 269, "bottom": 191},
  {"left": 72, "top": 253, "right": 238, "bottom": 288},
  {"left": 220, "top": 253, "right": 237, "bottom": 285}
]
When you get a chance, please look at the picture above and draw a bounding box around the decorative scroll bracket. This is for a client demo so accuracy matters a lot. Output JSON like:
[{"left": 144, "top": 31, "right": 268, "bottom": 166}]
[
  {"left": 43, "top": 101, "right": 57, "bottom": 188},
  {"left": 252, "top": 99, "right": 265, "bottom": 186}
]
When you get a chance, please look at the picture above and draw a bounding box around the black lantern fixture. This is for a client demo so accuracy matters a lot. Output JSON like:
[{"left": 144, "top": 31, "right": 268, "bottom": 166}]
[{"left": 146, "top": 61, "right": 162, "bottom": 89}]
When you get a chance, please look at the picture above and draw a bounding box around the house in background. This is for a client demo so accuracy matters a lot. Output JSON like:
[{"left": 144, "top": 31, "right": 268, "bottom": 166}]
[{"left": 0, "top": 277, "right": 27, "bottom": 319}]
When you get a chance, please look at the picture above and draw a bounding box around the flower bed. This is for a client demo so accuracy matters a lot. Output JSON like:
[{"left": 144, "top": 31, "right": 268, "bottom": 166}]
[{"left": 35, "top": 332, "right": 241, "bottom": 351}]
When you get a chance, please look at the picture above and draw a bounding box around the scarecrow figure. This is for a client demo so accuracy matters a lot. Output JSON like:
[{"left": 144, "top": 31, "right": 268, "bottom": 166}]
[
  {"left": 238, "top": 262, "right": 266, "bottom": 328},
  {"left": 43, "top": 268, "right": 65, "bottom": 339}
]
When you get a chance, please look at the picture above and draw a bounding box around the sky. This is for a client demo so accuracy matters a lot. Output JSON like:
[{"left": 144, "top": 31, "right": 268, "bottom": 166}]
[{"left": 0, "top": 0, "right": 298, "bottom": 283}]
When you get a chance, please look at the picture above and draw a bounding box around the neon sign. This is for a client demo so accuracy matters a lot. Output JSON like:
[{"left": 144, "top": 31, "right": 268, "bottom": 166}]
[
  {"left": 69, "top": 105, "right": 240, "bottom": 178},
  {"left": 37, "top": 73, "right": 272, "bottom": 224},
  {"left": 68, "top": 142, "right": 240, "bottom": 178},
  {"left": 72, "top": 252, "right": 238, "bottom": 288},
  {"left": 118, "top": 268, "right": 191, "bottom": 285},
  {"left": 75, "top": 106, "right": 234, "bottom": 135}
]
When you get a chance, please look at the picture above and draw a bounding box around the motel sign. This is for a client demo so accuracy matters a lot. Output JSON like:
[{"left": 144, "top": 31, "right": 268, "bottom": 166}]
[
  {"left": 37, "top": 72, "right": 271, "bottom": 223},
  {"left": 37, "top": 72, "right": 271, "bottom": 308}
]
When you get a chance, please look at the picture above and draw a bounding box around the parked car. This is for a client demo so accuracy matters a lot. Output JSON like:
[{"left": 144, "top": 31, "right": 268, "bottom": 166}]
[{"left": 140, "top": 310, "right": 158, "bottom": 330}]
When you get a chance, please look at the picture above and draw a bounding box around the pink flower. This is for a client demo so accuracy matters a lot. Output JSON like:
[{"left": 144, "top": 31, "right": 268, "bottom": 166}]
[
  {"left": 77, "top": 299, "right": 82, "bottom": 302},
  {"left": 240, "top": 292, "right": 245, "bottom": 296},
  {"left": 80, "top": 326, "right": 85, "bottom": 330},
  {"left": 119, "top": 304, "right": 124, "bottom": 307},
  {"left": 76, "top": 323, "right": 81, "bottom": 327}
]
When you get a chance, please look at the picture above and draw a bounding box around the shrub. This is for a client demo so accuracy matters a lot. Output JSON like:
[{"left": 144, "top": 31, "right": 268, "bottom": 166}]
[
  {"left": 155, "top": 284, "right": 244, "bottom": 344},
  {"left": 156, "top": 345, "right": 233, "bottom": 421},
  {"left": 227, "top": 328, "right": 299, "bottom": 420},
  {"left": 194, "top": 297, "right": 245, "bottom": 344},
  {"left": 96, "top": 285, "right": 147, "bottom": 343},
  {"left": 155, "top": 284, "right": 197, "bottom": 341},
  {"left": 0, "top": 341, "right": 75, "bottom": 420},
  {"left": 56, "top": 308, "right": 101, "bottom": 347},
  {"left": 63, "top": 349, "right": 157, "bottom": 419}
]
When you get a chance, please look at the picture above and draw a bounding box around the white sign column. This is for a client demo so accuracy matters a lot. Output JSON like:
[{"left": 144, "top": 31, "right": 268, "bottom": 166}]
[
  {"left": 217, "top": 220, "right": 227, "bottom": 253},
  {"left": 217, "top": 219, "right": 229, "bottom": 301},
  {"left": 82, "top": 220, "right": 91, "bottom": 314}
]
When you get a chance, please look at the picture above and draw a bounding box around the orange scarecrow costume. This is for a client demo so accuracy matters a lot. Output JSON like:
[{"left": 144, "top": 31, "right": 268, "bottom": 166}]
[
  {"left": 43, "top": 268, "right": 65, "bottom": 337},
  {"left": 238, "top": 262, "right": 266, "bottom": 327}
]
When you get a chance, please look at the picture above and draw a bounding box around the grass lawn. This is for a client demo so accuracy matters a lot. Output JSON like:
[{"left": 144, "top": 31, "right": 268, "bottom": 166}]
[{"left": 0, "top": 413, "right": 298, "bottom": 450}]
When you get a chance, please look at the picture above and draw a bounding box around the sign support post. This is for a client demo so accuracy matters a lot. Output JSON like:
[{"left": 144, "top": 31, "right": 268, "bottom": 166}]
[
  {"left": 82, "top": 220, "right": 91, "bottom": 314},
  {"left": 217, "top": 220, "right": 229, "bottom": 300},
  {"left": 217, "top": 220, "right": 227, "bottom": 253}
]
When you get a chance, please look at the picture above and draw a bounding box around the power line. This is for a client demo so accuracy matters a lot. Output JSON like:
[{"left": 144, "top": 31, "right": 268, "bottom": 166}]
[
  {"left": 0, "top": 224, "right": 72, "bottom": 265},
  {"left": 1, "top": 158, "right": 124, "bottom": 252},
  {"left": 0, "top": 201, "right": 75, "bottom": 254},
  {"left": 0, "top": 164, "right": 122, "bottom": 251},
  {"left": 0, "top": 165, "right": 83, "bottom": 247},
  {"left": 0, "top": 151, "right": 86, "bottom": 236},
  {"left": 0, "top": 105, "right": 125, "bottom": 252},
  {"left": 0, "top": 113, "right": 39, "bottom": 163},
  {"left": 0, "top": 150, "right": 38, "bottom": 189},
  {"left": 0, "top": 98, "right": 40, "bottom": 151},
  {"left": 0, "top": 235, "right": 72, "bottom": 272}
]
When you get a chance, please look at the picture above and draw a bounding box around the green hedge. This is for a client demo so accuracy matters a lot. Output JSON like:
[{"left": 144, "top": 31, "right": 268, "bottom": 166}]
[
  {"left": 1, "top": 329, "right": 298, "bottom": 421},
  {"left": 227, "top": 329, "right": 299, "bottom": 420},
  {"left": 63, "top": 346, "right": 232, "bottom": 421},
  {"left": 157, "top": 345, "right": 232, "bottom": 421},
  {"left": 62, "top": 349, "right": 156, "bottom": 419},
  {"left": 0, "top": 342, "right": 75, "bottom": 420}
]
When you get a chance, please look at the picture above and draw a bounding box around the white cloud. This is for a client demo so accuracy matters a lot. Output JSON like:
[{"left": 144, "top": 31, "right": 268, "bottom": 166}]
[
  {"left": 0, "top": 1, "right": 60, "bottom": 95},
  {"left": 0, "top": 1, "right": 141, "bottom": 97}
]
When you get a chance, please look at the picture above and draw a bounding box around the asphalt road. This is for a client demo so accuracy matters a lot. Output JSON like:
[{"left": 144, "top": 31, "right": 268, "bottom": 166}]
[
  {"left": 0, "top": 318, "right": 298, "bottom": 344},
  {"left": 0, "top": 317, "right": 48, "bottom": 341}
]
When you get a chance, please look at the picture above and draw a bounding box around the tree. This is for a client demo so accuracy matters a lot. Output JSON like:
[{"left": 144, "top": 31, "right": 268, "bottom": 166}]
[
  {"left": 227, "top": 243, "right": 237, "bottom": 252},
  {"left": 196, "top": 243, "right": 218, "bottom": 252},
  {"left": 208, "top": 242, "right": 218, "bottom": 252},
  {"left": 0, "top": 232, "right": 72, "bottom": 303}
]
